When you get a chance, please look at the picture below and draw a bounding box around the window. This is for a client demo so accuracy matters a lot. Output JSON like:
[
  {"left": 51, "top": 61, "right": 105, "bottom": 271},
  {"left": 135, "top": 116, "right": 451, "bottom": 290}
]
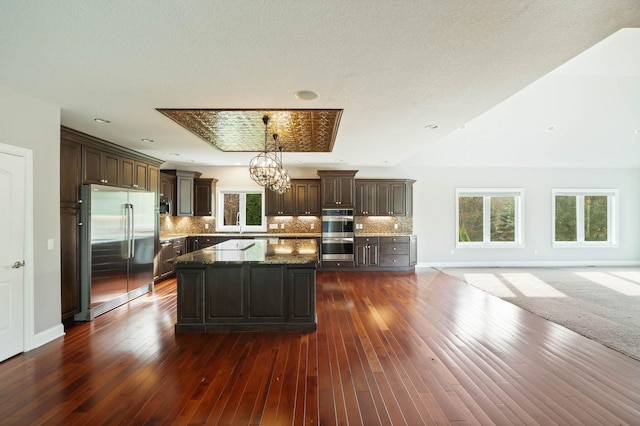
[
  {"left": 456, "top": 188, "right": 523, "bottom": 247},
  {"left": 216, "top": 189, "right": 266, "bottom": 232},
  {"left": 552, "top": 189, "right": 618, "bottom": 246}
]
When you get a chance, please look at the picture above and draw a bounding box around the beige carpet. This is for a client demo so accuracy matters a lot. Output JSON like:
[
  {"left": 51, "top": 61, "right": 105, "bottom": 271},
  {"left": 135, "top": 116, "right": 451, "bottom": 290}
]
[{"left": 439, "top": 266, "right": 640, "bottom": 361}]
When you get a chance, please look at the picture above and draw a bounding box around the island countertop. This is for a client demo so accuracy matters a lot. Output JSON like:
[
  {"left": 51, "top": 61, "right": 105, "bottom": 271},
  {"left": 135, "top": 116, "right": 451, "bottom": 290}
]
[{"left": 174, "top": 238, "right": 319, "bottom": 265}]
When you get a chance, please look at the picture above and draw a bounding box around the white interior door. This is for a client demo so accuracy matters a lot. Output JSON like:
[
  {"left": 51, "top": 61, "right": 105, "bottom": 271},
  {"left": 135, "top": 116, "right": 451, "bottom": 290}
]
[{"left": 0, "top": 151, "right": 25, "bottom": 362}]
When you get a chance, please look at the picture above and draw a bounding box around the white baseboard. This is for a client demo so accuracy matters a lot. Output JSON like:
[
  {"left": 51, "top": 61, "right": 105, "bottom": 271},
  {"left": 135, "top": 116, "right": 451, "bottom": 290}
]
[
  {"left": 30, "top": 323, "right": 65, "bottom": 351},
  {"left": 417, "top": 260, "right": 640, "bottom": 269}
]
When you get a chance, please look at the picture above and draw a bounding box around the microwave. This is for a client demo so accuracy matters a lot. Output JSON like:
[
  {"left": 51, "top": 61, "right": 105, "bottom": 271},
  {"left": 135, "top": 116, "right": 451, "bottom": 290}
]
[{"left": 159, "top": 199, "right": 171, "bottom": 214}]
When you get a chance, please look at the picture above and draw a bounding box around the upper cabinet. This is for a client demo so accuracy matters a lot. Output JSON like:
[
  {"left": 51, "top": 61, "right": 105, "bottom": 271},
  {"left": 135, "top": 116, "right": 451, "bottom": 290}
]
[
  {"left": 161, "top": 171, "right": 216, "bottom": 217},
  {"left": 120, "top": 158, "right": 149, "bottom": 190},
  {"left": 265, "top": 179, "right": 320, "bottom": 216},
  {"left": 161, "top": 170, "right": 198, "bottom": 216},
  {"left": 294, "top": 180, "right": 321, "bottom": 216},
  {"left": 82, "top": 146, "right": 119, "bottom": 186},
  {"left": 194, "top": 178, "right": 216, "bottom": 216},
  {"left": 355, "top": 179, "right": 415, "bottom": 216},
  {"left": 160, "top": 172, "right": 176, "bottom": 215},
  {"left": 355, "top": 181, "right": 377, "bottom": 216},
  {"left": 266, "top": 185, "right": 295, "bottom": 216},
  {"left": 318, "top": 170, "right": 357, "bottom": 209}
]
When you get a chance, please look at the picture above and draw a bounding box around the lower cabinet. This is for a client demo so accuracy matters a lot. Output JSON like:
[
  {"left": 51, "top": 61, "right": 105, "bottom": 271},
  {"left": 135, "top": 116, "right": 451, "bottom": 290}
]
[
  {"left": 60, "top": 207, "right": 81, "bottom": 321},
  {"left": 333, "top": 235, "right": 417, "bottom": 271},
  {"left": 379, "top": 236, "right": 411, "bottom": 267},
  {"left": 355, "top": 237, "right": 379, "bottom": 267},
  {"left": 158, "top": 237, "right": 185, "bottom": 281}
]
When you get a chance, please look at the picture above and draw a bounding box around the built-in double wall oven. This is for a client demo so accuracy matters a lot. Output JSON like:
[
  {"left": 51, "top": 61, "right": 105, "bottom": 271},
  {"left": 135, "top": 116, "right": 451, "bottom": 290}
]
[{"left": 321, "top": 209, "right": 354, "bottom": 261}]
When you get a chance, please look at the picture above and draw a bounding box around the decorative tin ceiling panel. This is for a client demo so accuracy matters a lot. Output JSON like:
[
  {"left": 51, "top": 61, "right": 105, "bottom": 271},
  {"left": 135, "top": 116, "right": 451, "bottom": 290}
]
[{"left": 157, "top": 109, "right": 343, "bottom": 152}]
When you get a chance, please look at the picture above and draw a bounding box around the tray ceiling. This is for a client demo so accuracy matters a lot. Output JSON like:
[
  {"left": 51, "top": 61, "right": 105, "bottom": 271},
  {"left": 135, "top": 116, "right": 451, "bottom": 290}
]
[{"left": 157, "top": 109, "right": 343, "bottom": 153}]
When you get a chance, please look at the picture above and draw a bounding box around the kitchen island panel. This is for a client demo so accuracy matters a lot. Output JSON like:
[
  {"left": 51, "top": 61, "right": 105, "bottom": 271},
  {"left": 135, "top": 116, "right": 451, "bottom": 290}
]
[
  {"left": 206, "top": 265, "right": 245, "bottom": 320},
  {"left": 176, "top": 267, "right": 205, "bottom": 328},
  {"left": 249, "top": 265, "right": 285, "bottom": 319},
  {"left": 289, "top": 268, "right": 316, "bottom": 322}
]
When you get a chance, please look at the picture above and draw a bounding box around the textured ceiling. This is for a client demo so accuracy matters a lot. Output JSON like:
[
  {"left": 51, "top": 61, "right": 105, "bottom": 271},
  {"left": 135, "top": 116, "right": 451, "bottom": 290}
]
[
  {"left": 157, "top": 109, "right": 342, "bottom": 152},
  {"left": 1, "top": 1, "right": 640, "bottom": 168}
]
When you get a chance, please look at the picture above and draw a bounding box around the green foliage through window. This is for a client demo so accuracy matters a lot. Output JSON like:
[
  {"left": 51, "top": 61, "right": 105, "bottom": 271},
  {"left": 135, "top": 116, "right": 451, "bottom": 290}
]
[
  {"left": 553, "top": 192, "right": 613, "bottom": 244},
  {"left": 457, "top": 192, "right": 519, "bottom": 244}
]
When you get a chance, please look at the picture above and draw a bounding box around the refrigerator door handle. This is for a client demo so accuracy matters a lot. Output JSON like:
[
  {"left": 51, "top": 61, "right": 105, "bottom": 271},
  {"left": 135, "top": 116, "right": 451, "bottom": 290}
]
[{"left": 126, "top": 203, "right": 134, "bottom": 259}]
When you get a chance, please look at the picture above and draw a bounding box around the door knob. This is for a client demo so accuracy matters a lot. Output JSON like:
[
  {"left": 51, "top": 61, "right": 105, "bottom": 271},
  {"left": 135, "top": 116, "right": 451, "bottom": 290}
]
[{"left": 12, "top": 260, "right": 25, "bottom": 269}]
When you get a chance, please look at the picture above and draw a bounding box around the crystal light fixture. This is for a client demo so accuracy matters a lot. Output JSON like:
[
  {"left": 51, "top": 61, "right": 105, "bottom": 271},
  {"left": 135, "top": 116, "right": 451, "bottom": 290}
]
[{"left": 249, "top": 115, "right": 291, "bottom": 193}]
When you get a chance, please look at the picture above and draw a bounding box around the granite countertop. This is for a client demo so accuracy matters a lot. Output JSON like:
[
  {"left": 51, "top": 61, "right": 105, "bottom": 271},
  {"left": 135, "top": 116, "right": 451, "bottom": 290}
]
[
  {"left": 161, "top": 232, "right": 322, "bottom": 240},
  {"left": 354, "top": 233, "right": 414, "bottom": 237},
  {"left": 174, "top": 238, "right": 319, "bottom": 265}
]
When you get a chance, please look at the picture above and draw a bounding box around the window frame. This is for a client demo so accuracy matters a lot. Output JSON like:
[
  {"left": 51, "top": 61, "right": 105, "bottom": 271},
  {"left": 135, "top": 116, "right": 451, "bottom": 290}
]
[
  {"left": 455, "top": 188, "right": 524, "bottom": 248},
  {"left": 216, "top": 187, "right": 267, "bottom": 233},
  {"left": 551, "top": 188, "right": 619, "bottom": 247}
]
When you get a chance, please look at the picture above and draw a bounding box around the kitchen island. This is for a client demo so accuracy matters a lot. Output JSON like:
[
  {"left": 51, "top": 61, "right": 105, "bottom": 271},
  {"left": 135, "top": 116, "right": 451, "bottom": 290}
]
[{"left": 174, "top": 238, "right": 318, "bottom": 332}]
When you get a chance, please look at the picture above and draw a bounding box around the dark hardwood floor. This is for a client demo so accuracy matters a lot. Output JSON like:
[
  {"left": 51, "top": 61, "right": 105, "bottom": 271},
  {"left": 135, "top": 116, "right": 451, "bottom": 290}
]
[{"left": 1, "top": 269, "right": 640, "bottom": 425}]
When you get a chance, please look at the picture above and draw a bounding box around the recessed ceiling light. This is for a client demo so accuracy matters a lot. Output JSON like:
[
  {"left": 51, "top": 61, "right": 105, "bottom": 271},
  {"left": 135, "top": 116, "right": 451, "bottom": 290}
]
[
  {"left": 546, "top": 125, "right": 556, "bottom": 132},
  {"left": 141, "top": 138, "right": 154, "bottom": 143},
  {"left": 294, "top": 90, "right": 318, "bottom": 101},
  {"left": 425, "top": 124, "right": 438, "bottom": 129},
  {"left": 94, "top": 118, "right": 111, "bottom": 124},
  {"left": 635, "top": 128, "right": 640, "bottom": 134},
  {"left": 458, "top": 124, "right": 467, "bottom": 130}
]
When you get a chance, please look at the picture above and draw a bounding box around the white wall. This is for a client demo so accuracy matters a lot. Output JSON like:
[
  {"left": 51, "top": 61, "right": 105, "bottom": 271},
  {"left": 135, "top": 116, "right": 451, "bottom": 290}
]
[
  {"left": 0, "top": 85, "right": 63, "bottom": 339},
  {"left": 402, "top": 166, "right": 640, "bottom": 266}
]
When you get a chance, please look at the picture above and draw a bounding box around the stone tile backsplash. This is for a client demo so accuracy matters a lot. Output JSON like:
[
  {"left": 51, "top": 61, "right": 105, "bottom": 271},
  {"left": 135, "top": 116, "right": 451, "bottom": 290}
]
[{"left": 160, "top": 214, "right": 412, "bottom": 236}]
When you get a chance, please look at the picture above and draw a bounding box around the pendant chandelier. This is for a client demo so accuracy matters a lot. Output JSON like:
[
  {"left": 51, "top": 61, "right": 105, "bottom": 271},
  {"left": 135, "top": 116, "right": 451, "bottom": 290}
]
[{"left": 249, "top": 115, "right": 291, "bottom": 193}]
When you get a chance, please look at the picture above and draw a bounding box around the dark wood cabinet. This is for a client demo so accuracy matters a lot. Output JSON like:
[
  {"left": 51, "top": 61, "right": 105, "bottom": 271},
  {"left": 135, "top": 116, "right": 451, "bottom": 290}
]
[
  {"left": 60, "top": 137, "right": 83, "bottom": 322},
  {"left": 158, "top": 237, "right": 185, "bottom": 281},
  {"left": 288, "top": 268, "right": 316, "bottom": 322},
  {"left": 187, "top": 235, "right": 218, "bottom": 252},
  {"left": 355, "top": 181, "right": 377, "bottom": 216},
  {"left": 377, "top": 181, "right": 408, "bottom": 216},
  {"left": 354, "top": 179, "right": 415, "bottom": 216},
  {"left": 266, "top": 186, "right": 295, "bottom": 215},
  {"left": 176, "top": 263, "right": 317, "bottom": 332},
  {"left": 194, "top": 178, "right": 214, "bottom": 216},
  {"left": 379, "top": 236, "right": 411, "bottom": 268},
  {"left": 148, "top": 165, "right": 160, "bottom": 198},
  {"left": 82, "top": 146, "right": 119, "bottom": 186},
  {"left": 318, "top": 170, "right": 357, "bottom": 208},
  {"left": 134, "top": 161, "right": 148, "bottom": 190},
  {"left": 60, "top": 126, "right": 163, "bottom": 321},
  {"left": 294, "top": 180, "right": 321, "bottom": 215},
  {"left": 355, "top": 237, "right": 379, "bottom": 267},
  {"left": 160, "top": 172, "right": 175, "bottom": 215},
  {"left": 161, "top": 170, "right": 201, "bottom": 216},
  {"left": 266, "top": 179, "right": 320, "bottom": 216},
  {"left": 159, "top": 240, "right": 174, "bottom": 279},
  {"left": 113, "top": 155, "right": 150, "bottom": 190},
  {"left": 176, "top": 267, "right": 206, "bottom": 325}
]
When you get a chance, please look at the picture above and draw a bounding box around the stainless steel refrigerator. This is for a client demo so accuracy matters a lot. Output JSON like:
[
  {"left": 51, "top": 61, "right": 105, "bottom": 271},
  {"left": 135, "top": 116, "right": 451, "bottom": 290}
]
[{"left": 75, "top": 184, "right": 156, "bottom": 321}]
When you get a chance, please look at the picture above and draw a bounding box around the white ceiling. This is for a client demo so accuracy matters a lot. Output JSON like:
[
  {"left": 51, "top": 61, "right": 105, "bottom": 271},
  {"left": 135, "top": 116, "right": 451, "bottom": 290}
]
[{"left": 1, "top": 1, "right": 640, "bottom": 169}]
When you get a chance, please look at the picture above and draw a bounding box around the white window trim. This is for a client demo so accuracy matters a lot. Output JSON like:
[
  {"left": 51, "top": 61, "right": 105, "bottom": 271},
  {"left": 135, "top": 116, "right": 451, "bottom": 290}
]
[
  {"left": 455, "top": 188, "right": 524, "bottom": 248},
  {"left": 216, "top": 187, "right": 267, "bottom": 232},
  {"left": 551, "top": 188, "right": 619, "bottom": 248}
]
